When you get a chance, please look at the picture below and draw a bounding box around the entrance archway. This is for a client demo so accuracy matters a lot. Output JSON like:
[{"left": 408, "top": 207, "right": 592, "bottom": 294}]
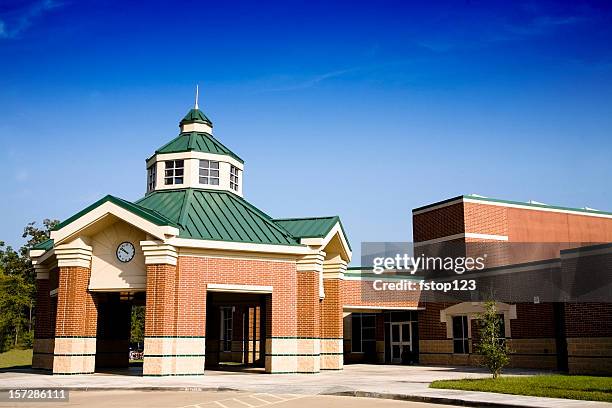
[{"left": 205, "top": 291, "right": 268, "bottom": 372}]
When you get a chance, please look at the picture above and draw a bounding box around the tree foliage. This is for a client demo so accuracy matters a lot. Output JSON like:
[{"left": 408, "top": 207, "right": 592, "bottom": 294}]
[
  {"left": 0, "top": 219, "right": 58, "bottom": 351},
  {"left": 475, "top": 300, "right": 510, "bottom": 379},
  {"left": 130, "top": 305, "right": 145, "bottom": 349}
]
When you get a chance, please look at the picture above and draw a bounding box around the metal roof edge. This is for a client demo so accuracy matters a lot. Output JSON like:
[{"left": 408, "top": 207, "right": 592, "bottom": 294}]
[
  {"left": 52, "top": 194, "right": 175, "bottom": 232},
  {"left": 413, "top": 194, "right": 612, "bottom": 217}
]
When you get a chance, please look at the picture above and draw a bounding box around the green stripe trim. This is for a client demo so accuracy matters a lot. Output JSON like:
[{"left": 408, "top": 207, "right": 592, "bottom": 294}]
[
  {"left": 54, "top": 353, "right": 96, "bottom": 357},
  {"left": 265, "top": 353, "right": 320, "bottom": 357},
  {"left": 55, "top": 372, "right": 95, "bottom": 375},
  {"left": 144, "top": 336, "right": 206, "bottom": 338},
  {"left": 320, "top": 352, "right": 343, "bottom": 355},
  {"left": 144, "top": 354, "right": 205, "bottom": 358},
  {"left": 142, "top": 373, "right": 205, "bottom": 377}
]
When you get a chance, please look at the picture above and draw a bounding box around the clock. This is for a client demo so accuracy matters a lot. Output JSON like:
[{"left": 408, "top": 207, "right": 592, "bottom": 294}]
[{"left": 116, "top": 242, "right": 135, "bottom": 263}]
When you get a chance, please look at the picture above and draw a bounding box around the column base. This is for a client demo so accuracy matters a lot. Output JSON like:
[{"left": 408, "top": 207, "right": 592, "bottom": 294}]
[
  {"left": 52, "top": 337, "right": 96, "bottom": 374},
  {"left": 321, "top": 338, "right": 343, "bottom": 370},
  {"left": 32, "top": 338, "right": 55, "bottom": 371},
  {"left": 143, "top": 337, "right": 206, "bottom": 376}
]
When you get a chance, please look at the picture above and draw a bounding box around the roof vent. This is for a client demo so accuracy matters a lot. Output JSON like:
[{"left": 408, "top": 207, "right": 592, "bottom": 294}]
[
  {"left": 528, "top": 200, "right": 548, "bottom": 205},
  {"left": 583, "top": 206, "right": 599, "bottom": 211}
]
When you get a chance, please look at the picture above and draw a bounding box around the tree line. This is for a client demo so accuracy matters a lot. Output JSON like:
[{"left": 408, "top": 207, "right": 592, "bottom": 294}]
[{"left": 0, "top": 220, "right": 58, "bottom": 352}]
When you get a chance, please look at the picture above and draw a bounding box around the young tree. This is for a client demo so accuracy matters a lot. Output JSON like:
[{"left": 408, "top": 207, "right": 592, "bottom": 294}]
[
  {"left": 0, "top": 219, "right": 59, "bottom": 351},
  {"left": 130, "top": 305, "right": 145, "bottom": 350},
  {"left": 475, "top": 300, "right": 510, "bottom": 379}
]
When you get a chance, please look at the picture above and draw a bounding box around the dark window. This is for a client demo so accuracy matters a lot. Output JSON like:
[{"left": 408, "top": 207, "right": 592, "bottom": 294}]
[
  {"left": 164, "top": 160, "right": 184, "bottom": 185},
  {"left": 351, "top": 313, "right": 376, "bottom": 353},
  {"left": 147, "top": 164, "right": 156, "bottom": 192},
  {"left": 452, "top": 315, "right": 469, "bottom": 354},
  {"left": 199, "top": 159, "right": 220, "bottom": 185},
  {"left": 230, "top": 165, "right": 239, "bottom": 191}
]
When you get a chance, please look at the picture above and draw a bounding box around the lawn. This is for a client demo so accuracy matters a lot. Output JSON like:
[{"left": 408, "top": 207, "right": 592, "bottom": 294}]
[
  {"left": 0, "top": 349, "right": 32, "bottom": 369},
  {"left": 430, "top": 374, "right": 612, "bottom": 402}
]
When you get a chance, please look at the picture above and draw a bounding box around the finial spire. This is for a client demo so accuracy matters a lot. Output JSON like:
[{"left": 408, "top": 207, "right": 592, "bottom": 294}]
[{"left": 194, "top": 84, "right": 199, "bottom": 110}]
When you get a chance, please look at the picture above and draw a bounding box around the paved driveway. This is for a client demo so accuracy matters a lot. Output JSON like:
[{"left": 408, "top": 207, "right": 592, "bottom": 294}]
[
  {"left": 0, "top": 364, "right": 540, "bottom": 395},
  {"left": 1, "top": 365, "right": 606, "bottom": 407},
  {"left": 0, "top": 390, "right": 460, "bottom": 408}
]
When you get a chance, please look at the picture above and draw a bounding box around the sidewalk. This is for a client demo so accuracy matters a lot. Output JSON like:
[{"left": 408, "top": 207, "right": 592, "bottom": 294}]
[{"left": 0, "top": 365, "right": 608, "bottom": 408}]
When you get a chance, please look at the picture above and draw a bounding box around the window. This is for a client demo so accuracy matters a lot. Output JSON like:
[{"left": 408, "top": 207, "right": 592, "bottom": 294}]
[
  {"left": 452, "top": 315, "right": 469, "bottom": 354},
  {"left": 230, "top": 165, "right": 239, "bottom": 191},
  {"left": 164, "top": 160, "right": 184, "bottom": 185},
  {"left": 495, "top": 314, "right": 506, "bottom": 343},
  {"left": 199, "top": 160, "right": 219, "bottom": 185},
  {"left": 351, "top": 313, "right": 376, "bottom": 353},
  {"left": 147, "top": 164, "right": 156, "bottom": 192},
  {"left": 220, "top": 306, "right": 233, "bottom": 352}
]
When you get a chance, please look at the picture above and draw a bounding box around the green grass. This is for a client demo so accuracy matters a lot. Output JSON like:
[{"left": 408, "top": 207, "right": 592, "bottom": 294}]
[
  {"left": 431, "top": 374, "right": 612, "bottom": 402},
  {"left": 0, "top": 349, "right": 32, "bottom": 369}
]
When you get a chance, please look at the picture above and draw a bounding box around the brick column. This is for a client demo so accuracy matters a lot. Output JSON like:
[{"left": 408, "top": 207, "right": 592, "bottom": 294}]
[
  {"left": 53, "top": 238, "right": 97, "bottom": 375},
  {"left": 293, "top": 252, "right": 323, "bottom": 373},
  {"left": 32, "top": 264, "right": 55, "bottom": 370},
  {"left": 141, "top": 241, "right": 206, "bottom": 376},
  {"left": 320, "top": 255, "right": 346, "bottom": 370},
  {"left": 264, "top": 262, "right": 299, "bottom": 374}
]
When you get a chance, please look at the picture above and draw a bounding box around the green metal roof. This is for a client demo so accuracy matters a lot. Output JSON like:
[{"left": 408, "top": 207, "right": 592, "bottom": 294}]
[
  {"left": 274, "top": 216, "right": 351, "bottom": 250},
  {"left": 413, "top": 194, "right": 612, "bottom": 216},
  {"left": 136, "top": 189, "right": 301, "bottom": 246},
  {"left": 32, "top": 238, "right": 54, "bottom": 251},
  {"left": 154, "top": 132, "right": 243, "bottom": 163},
  {"left": 38, "top": 190, "right": 352, "bottom": 252},
  {"left": 180, "top": 108, "right": 212, "bottom": 125},
  {"left": 52, "top": 195, "right": 178, "bottom": 232}
]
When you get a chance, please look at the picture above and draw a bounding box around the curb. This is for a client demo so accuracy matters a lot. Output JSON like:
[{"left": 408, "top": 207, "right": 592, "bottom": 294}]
[
  {"left": 324, "top": 390, "right": 535, "bottom": 408},
  {"left": 0, "top": 386, "right": 239, "bottom": 393}
]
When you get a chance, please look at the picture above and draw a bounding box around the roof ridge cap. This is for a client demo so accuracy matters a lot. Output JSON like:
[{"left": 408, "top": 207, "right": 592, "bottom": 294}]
[{"left": 275, "top": 215, "right": 339, "bottom": 221}]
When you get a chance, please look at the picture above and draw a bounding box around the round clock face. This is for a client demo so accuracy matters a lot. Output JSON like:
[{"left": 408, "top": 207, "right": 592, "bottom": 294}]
[{"left": 116, "top": 242, "right": 135, "bottom": 263}]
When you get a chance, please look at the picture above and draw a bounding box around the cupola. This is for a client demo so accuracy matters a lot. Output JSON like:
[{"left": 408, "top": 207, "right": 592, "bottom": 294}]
[{"left": 145, "top": 87, "right": 244, "bottom": 197}]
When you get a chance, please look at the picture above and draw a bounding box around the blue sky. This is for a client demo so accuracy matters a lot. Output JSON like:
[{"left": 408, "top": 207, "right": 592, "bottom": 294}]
[{"left": 1, "top": 0, "right": 612, "bottom": 263}]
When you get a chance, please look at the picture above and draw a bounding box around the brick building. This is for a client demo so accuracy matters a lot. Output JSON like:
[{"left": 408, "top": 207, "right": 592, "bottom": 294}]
[
  {"left": 345, "top": 195, "right": 612, "bottom": 375},
  {"left": 31, "top": 101, "right": 611, "bottom": 376}
]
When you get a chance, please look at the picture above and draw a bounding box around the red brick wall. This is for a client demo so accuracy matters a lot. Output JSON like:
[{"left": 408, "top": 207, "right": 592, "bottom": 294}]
[
  {"left": 55, "top": 266, "right": 97, "bottom": 337},
  {"left": 34, "top": 279, "right": 54, "bottom": 339},
  {"left": 510, "top": 303, "right": 556, "bottom": 338},
  {"left": 321, "top": 279, "right": 342, "bottom": 338},
  {"left": 413, "top": 203, "right": 464, "bottom": 242},
  {"left": 145, "top": 264, "right": 179, "bottom": 336},
  {"left": 297, "top": 272, "right": 320, "bottom": 338},
  {"left": 564, "top": 303, "right": 612, "bottom": 337},
  {"left": 341, "top": 279, "right": 420, "bottom": 308},
  {"left": 418, "top": 303, "right": 452, "bottom": 340},
  {"left": 177, "top": 256, "right": 298, "bottom": 337},
  {"left": 464, "top": 203, "right": 508, "bottom": 236}
]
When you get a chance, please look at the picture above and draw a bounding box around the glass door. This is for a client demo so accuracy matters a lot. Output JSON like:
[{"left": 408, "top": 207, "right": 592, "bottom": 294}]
[{"left": 390, "top": 322, "right": 412, "bottom": 363}]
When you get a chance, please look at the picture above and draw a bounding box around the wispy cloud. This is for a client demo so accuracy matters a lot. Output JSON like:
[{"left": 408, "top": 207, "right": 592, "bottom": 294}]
[
  {"left": 416, "top": 6, "right": 593, "bottom": 53},
  {"left": 502, "top": 15, "right": 585, "bottom": 38},
  {"left": 0, "top": 0, "right": 64, "bottom": 40},
  {"left": 261, "top": 68, "right": 358, "bottom": 93}
]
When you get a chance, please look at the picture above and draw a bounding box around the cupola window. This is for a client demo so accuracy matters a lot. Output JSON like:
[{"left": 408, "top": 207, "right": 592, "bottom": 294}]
[
  {"left": 199, "top": 159, "right": 220, "bottom": 185},
  {"left": 230, "top": 165, "right": 239, "bottom": 191},
  {"left": 164, "top": 160, "right": 184, "bottom": 185},
  {"left": 147, "top": 164, "right": 156, "bottom": 192}
]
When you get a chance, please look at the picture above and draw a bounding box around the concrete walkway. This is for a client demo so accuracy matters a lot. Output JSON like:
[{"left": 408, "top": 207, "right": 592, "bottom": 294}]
[{"left": 0, "top": 365, "right": 608, "bottom": 408}]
